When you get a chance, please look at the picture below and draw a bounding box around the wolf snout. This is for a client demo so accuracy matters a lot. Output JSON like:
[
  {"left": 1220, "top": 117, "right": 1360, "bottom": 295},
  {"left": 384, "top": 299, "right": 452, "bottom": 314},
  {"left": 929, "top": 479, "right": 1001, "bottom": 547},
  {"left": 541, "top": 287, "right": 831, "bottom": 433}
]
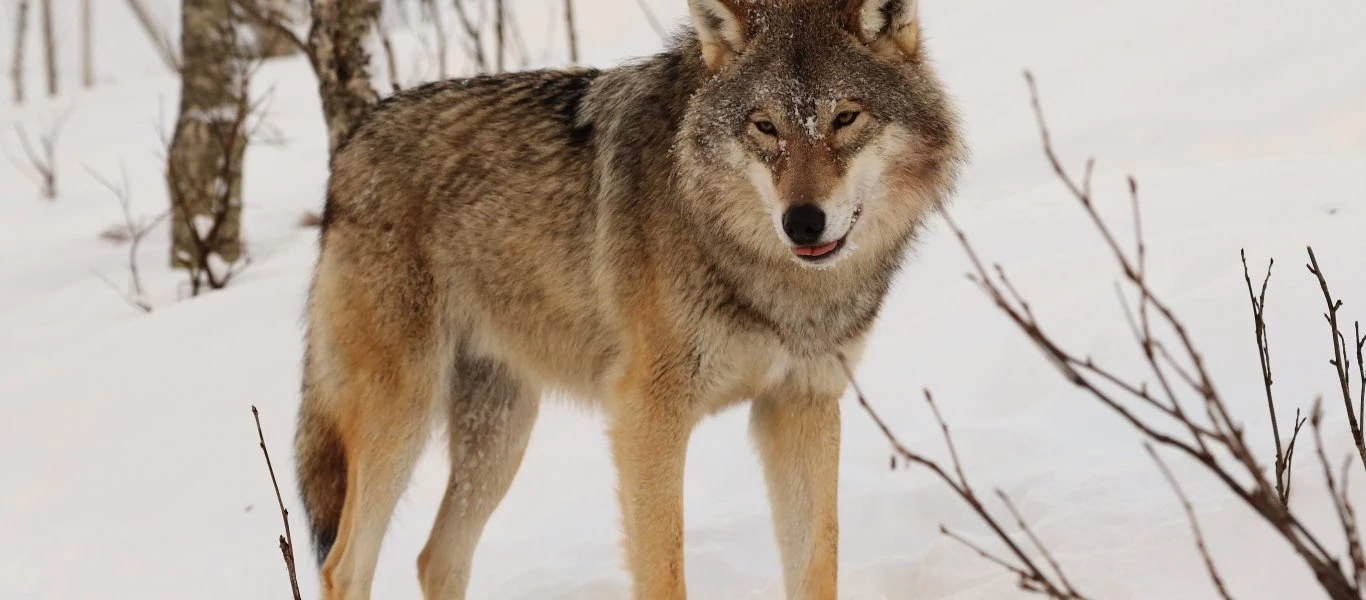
[{"left": 782, "top": 204, "right": 826, "bottom": 246}]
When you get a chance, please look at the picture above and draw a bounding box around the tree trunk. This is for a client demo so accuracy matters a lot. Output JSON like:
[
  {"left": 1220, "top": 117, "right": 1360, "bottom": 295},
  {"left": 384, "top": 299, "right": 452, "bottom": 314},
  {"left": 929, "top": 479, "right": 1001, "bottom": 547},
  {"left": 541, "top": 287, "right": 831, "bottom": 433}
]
[
  {"left": 40, "top": 0, "right": 56, "bottom": 97},
  {"left": 167, "top": 0, "right": 245, "bottom": 270},
  {"left": 307, "top": 0, "right": 379, "bottom": 155},
  {"left": 494, "top": 0, "right": 505, "bottom": 72},
  {"left": 82, "top": 0, "right": 93, "bottom": 88},
  {"left": 11, "top": 0, "right": 28, "bottom": 104},
  {"left": 564, "top": 0, "right": 578, "bottom": 64}
]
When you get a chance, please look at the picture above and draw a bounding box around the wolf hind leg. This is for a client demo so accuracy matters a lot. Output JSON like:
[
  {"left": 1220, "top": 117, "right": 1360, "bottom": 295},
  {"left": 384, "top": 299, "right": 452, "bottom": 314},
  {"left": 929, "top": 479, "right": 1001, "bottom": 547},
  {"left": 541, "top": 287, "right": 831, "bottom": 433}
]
[
  {"left": 417, "top": 350, "right": 541, "bottom": 599},
  {"left": 315, "top": 352, "right": 442, "bottom": 600}
]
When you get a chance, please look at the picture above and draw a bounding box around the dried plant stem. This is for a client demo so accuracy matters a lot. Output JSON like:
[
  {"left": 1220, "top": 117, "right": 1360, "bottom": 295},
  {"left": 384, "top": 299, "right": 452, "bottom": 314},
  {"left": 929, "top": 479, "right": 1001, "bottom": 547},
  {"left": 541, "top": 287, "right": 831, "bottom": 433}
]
[{"left": 252, "top": 406, "right": 303, "bottom": 600}]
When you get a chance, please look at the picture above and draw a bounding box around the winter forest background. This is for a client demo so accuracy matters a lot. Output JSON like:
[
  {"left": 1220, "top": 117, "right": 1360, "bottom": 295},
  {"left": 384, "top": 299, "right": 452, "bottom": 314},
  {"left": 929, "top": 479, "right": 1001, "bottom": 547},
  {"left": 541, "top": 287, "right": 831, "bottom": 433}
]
[{"left": 2, "top": 0, "right": 1365, "bottom": 598}]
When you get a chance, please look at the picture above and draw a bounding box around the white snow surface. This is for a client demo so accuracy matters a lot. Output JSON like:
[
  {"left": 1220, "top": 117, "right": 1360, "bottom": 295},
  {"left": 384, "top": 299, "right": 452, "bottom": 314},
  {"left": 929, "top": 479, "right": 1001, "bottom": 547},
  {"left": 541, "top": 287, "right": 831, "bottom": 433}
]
[{"left": 2, "top": 1, "right": 1365, "bottom": 598}]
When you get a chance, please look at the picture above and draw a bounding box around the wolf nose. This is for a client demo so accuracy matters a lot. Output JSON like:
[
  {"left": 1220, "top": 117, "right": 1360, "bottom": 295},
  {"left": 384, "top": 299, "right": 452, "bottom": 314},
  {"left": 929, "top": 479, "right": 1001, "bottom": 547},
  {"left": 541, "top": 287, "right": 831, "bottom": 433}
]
[{"left": 782, "top": 204, "right": 826, "bottom": 246}]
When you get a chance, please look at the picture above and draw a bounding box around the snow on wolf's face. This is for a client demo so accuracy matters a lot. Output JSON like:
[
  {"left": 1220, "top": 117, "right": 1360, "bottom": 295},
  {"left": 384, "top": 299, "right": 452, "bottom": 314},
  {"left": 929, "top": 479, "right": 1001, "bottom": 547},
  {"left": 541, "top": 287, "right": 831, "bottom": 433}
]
[{"left": 677, "top": 0, "right": 964, "bottom": 269}]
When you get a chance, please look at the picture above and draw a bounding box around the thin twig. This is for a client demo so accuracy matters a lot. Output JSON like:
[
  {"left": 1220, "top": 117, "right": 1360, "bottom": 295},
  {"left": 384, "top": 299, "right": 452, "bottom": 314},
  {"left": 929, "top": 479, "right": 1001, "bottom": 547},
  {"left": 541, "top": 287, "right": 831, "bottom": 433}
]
[
  {"left": 1284, "top": 408, "right": 1308, "bottom": 503},
  {"left": 838, "top": 356, "right": 1087, "bottom": 599},
  {"left": 252, "top": 406, "right": 303, "bottom": 600},
  {"left": 1310, "top": 400, "right": 1366, "bottom": 591},
  {"left": 1356, "top": 321, "right": 1365, "bottom": 462},
  {"left": 1307, "top": 247, "right": 1366, "bottom": 474},
  {"left": 996, "top": 491, "right": 1079, "bottom": 593},
  {"left": 1242, "top": 250, "right": 1294, "bottom": 504},
  {"left": 1341, "top": 458, "right": 1365, "bottom": 590},
  {"left": 91, "top": 269, "right": 153, "bottom": 313},
  {"left": 941, "top": 526, "right": 1040, "bottom": 583},
  {"left": 1147, "top": 444, "right": 1234, "bottom": 600}
]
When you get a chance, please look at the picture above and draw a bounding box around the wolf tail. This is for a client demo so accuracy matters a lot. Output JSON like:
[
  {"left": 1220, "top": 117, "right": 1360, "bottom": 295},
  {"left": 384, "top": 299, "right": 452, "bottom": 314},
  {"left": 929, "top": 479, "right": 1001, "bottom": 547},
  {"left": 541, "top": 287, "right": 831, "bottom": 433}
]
[{"left": 296, "top": 371, "right": 347, "bottom": 567}]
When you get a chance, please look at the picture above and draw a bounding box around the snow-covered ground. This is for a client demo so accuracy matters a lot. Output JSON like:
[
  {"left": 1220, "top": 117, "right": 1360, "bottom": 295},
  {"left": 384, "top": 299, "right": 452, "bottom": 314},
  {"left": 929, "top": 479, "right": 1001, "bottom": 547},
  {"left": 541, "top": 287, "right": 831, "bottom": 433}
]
[{"left": 2, "top": 1, "right": 1364, "bottom": 598}]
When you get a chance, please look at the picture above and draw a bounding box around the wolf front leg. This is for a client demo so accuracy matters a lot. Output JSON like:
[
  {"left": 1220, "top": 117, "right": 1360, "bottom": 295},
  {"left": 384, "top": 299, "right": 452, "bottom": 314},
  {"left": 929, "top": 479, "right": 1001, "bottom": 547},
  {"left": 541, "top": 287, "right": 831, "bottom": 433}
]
[
  {"left": 605, "top": 354, "right": 699, "bottom": 600},
  {"left": 751, "top": 372, "right": 843, "bottom": 600}
]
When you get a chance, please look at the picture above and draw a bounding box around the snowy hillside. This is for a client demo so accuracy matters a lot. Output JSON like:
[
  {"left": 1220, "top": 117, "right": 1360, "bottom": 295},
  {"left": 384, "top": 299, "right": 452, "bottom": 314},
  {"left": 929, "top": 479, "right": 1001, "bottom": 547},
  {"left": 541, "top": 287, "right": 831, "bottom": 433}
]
[{"left": 2, "top": 1, "right": 1364, "bottom": 599}]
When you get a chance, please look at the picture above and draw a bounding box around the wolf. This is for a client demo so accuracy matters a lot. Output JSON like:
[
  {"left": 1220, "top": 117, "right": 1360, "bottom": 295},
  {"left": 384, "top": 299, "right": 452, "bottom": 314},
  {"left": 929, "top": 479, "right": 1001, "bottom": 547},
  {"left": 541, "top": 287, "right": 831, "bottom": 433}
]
[{"left": 297, "top": 0, "right": 963, "bottom": 598}]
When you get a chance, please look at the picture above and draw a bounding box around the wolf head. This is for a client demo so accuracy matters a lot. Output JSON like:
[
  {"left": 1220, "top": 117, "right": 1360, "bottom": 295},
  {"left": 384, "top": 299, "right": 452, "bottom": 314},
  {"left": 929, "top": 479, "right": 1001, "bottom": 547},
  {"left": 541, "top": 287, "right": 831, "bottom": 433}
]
[{"left": 676, "top": 0, "right": 964, "bottom": 268}]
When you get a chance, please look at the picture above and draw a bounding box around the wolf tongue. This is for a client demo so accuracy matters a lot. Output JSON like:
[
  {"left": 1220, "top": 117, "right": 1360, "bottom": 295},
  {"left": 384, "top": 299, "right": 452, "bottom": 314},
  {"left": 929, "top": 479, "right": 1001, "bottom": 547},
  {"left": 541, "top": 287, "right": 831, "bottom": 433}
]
[{"left": 793, "top": 240, "right": 839, "bottom": 257}]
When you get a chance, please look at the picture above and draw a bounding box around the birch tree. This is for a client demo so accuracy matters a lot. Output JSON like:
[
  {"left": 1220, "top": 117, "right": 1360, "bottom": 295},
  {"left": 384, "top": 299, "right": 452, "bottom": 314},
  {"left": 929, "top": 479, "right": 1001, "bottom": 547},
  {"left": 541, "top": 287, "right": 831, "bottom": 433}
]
[
  {"left": 11, "top": 0, "right": 30, "bottom": 104},
  {"left": 40, "top": 0, "right": 55, "bottom": 97},
  {"left": 166, "top": 0, "right": 246, "bottom": 281},
  {"left": 82, "top": 0, "right": 93, "bottom": 88}
]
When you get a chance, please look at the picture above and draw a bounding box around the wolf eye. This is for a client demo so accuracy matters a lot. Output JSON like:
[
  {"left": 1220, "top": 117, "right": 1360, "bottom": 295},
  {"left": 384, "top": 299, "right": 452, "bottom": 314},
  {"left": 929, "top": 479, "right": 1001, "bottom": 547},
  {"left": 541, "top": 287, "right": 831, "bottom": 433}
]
[
  {"left": 753, "top": 120, "right": 778, "bottom": 136},
  {"left": 833, "top": 111, "right": 861, "bottom": 129}
]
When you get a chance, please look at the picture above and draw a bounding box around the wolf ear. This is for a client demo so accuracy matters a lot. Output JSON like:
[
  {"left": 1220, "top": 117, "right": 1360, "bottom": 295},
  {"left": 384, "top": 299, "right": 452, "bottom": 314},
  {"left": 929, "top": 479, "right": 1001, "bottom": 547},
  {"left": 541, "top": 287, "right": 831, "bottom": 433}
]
[
  {"left": 689, "top": 0, "right": 748, "bottom": 71},
  {"left": 846, "top": 0, "right": 921, "bottom": 59}
]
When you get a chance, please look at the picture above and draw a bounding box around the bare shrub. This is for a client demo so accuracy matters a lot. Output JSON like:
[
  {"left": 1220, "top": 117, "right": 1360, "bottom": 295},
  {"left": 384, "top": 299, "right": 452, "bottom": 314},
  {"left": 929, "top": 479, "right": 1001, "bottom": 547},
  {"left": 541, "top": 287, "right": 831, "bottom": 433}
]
[
  {"left": 87, "top": 163, "right": 167, "bottom": 313},
  {"left": 7, "top": 111, "right": 72, "bottom": 200},
  {"left": 850, "top": 73, "right": 1365, "bottom": 599}
]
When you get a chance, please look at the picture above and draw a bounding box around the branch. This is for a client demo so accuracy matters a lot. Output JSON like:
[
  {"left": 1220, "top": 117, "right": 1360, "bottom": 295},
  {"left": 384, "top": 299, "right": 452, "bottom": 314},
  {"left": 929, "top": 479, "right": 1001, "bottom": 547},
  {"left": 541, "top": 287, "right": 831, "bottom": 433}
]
[
  {"left": 1147, "top": 444, "right": 1234, "bottom": 600},
  {"left": 839, "top": 356, "right": 1089, "bottom": 599},
  {"left": 122, "top": 0, "right": 180, "bottom": 71},
  {"left": 229, "top": 0, "right": 310, "bottom": 57},
  {"left": 996, "top": 491, "right": 1079, "bottom": 594},
  {"left": 1357, "top": 321, "right": 1365, "bottom": 458},
  {"left": 1307, "top": 247, "right": 1366, "bottom": 474},
  {"left": 1309, "top": 400, "right": 1366, "bottom": 591},
  {"left": 1242, "top": 250, "right": 1296, "bottom": 504}
]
